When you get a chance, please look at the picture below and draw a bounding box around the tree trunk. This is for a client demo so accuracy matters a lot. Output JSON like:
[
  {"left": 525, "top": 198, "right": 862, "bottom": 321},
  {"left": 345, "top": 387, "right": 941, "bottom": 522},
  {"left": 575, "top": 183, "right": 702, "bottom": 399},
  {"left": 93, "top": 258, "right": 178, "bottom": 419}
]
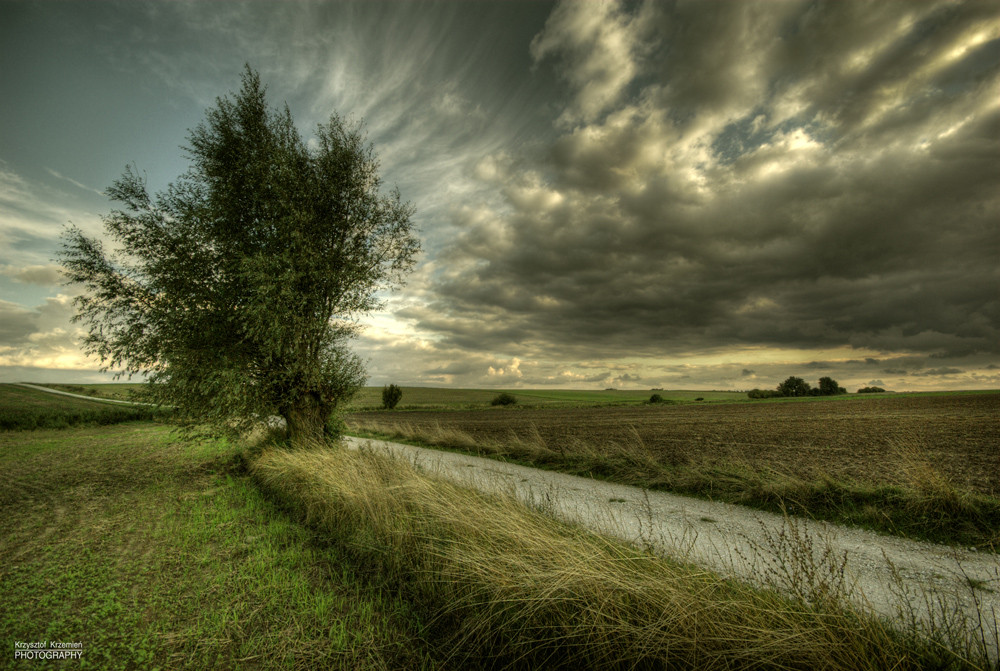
[{"left": 282, "top": 393, "right": 330, "bottom": 447}]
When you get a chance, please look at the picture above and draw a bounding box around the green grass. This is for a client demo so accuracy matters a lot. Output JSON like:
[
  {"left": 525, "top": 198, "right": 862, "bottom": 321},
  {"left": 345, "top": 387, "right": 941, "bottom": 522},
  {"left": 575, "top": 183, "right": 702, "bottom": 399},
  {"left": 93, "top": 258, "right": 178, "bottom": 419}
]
[
  {"left": 35, "top": 382, "right": 998, "bottom": 410},
  {"left": 0, "top": 424, "right": 437, "bottom": 669},
  {"left": 344, "top": 386, "right": 746, "bottom": 410},
  {"left": 37, "top": 383, "right": 745, "bottom": 410},
  {"left": 0, "top": 384, "right": 166, "bottom": 431},
  {"left": 36, "top": 382, "right": 146, "bottom": 401}
]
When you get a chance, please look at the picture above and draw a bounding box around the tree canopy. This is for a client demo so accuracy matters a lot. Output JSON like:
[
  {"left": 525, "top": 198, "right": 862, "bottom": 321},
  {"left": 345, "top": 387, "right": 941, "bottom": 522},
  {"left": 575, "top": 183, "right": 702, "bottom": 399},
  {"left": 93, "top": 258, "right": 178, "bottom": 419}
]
[{"left": 61, "top": 66, "right": 419, "bottom": 444}]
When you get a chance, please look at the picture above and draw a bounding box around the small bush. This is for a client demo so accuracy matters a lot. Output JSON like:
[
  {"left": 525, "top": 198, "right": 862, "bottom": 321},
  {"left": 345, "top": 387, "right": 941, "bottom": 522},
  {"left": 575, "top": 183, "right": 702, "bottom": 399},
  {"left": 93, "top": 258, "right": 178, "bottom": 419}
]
[
  {"left": 491, "top": 393, "right": 517, "bottom": 407},
  {"left": 747, "top": 388, "right": 782, "bottom": 399},
  {"left": 382, "top": 384, "right": 403, "bottom": 410},
  {"left": 649, "top": 394, "right": 664, "bottom": 404}
]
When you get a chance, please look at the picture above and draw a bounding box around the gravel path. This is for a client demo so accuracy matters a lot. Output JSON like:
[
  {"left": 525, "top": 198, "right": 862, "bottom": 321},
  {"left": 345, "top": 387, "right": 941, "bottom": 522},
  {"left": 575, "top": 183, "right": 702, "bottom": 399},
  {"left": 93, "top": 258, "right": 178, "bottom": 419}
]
[{"left": 345, "top": 435, "right": 999, "bottom": 661}]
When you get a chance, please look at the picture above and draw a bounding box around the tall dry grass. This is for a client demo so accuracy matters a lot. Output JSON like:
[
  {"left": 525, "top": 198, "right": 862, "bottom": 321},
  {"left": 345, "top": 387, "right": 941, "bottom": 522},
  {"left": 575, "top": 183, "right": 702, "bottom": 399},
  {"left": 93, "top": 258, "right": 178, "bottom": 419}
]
[{"left": 251, "top": 440, "right": 982, "bottom": 670}]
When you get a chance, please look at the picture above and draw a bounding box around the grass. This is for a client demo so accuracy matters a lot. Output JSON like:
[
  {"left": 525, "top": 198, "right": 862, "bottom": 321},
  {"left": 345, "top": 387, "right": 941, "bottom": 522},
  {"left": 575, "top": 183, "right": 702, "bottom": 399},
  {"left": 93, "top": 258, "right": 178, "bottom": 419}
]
[
  {"left": 40, "top": 383, "right": 746, "bottom": 410},
  {"left": 343, "top": 386, "right": 746, "bottom": 409},
  {"left": 3, "top": 385, "right": 996, "bottom": 669},
  {"left": 0, "top": 384, "right": 167, "bottom": 431},
  {"left": 252, "top": 439, "right": 996, "bottom": 670},
  {"left": 34, "top": 382, "right": 146, "bottom": 401},
  {"left": 0, "top": 423, "right": 437, "bottom": 669},
  {"left": 346, "top": 419, "right": 1000, "bottom": 549},
  {"left": 37, "top": 382, "right": 998, "bottom": 410}
]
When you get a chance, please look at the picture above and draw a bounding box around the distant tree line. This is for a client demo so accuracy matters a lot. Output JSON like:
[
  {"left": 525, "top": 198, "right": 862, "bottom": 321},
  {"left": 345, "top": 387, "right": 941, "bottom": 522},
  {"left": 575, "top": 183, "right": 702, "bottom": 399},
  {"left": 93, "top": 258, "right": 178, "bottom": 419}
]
[{"left": 747, "top": 376, "right": 848, "bottom": 399}]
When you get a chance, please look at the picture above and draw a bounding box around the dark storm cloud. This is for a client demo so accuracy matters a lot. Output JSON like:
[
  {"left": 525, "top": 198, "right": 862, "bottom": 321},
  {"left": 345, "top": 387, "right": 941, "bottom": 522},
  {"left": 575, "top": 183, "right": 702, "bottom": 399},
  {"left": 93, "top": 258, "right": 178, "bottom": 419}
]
[
  {"left": 913, "top": 367, "right": 964, "bottom": 377},
  {"left": 419, "top": 0, "right": 1000, "bottom": 368}
]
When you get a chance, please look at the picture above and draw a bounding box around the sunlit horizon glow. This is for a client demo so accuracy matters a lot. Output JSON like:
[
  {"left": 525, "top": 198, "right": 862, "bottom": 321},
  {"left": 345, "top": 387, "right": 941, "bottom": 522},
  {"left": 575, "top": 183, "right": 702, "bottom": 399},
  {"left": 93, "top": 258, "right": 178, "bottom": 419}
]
[{"left": 0, "top": 1, "right": 998, "bottom": 393}]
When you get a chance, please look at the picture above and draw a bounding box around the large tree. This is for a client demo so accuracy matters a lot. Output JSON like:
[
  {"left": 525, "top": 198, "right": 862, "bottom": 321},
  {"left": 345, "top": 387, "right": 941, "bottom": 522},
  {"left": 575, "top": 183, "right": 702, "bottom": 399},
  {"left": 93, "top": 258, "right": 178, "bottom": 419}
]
[{"left": 61, "top": 67, "right": 419, "bottom": 444}]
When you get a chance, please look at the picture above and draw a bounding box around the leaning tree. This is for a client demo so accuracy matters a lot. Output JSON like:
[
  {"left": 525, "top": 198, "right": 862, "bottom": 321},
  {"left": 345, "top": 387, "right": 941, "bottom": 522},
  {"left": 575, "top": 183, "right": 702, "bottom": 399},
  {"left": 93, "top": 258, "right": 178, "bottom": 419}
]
[{"left": 61, "top": 67, "right": 419, "bottom": 444}]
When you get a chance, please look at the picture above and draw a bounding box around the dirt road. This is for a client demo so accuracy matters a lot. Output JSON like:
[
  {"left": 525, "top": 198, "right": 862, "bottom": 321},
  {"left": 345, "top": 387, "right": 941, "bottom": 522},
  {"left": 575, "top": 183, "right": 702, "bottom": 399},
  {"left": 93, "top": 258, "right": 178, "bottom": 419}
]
[{"left": 345, "top": 435, "right": 999, "bottom": 662}]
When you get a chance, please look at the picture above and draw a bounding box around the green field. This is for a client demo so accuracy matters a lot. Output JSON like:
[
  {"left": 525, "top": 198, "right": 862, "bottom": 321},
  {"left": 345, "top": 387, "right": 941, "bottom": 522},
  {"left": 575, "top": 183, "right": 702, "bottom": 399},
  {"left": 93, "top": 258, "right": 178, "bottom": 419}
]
[
  {"left": 41, "top": 383, "right": 749, "bottom": 409},
  {"left": 0, "top": 384, "right": 164, "bottom": 431},
  {"left": 37, "top": 382, "right": 998, "bottom": 412},
  {"left": 0, "top": 422, "right": 437, "bottom": 670},
  {"left": 37, "top": 382, "right": 146, "bottom": 401}
]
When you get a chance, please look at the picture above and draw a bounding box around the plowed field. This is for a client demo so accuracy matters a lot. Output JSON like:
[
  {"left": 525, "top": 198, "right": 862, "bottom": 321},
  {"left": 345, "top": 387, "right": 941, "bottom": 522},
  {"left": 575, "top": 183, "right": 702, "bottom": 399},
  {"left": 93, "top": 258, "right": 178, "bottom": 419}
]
[{"left": 348, "top": 393, "right": 1000, "bottom": 496}]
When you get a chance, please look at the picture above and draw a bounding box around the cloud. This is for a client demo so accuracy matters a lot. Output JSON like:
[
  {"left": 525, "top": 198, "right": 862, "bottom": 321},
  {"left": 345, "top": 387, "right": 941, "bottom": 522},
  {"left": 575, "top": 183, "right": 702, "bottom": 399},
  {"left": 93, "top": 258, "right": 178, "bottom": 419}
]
[
  {"left": 419, "top": 0, "right": 1000, "bottom": 373},
  {"left": 0, "top": 294, "right": 90, "bottom": 370},
  {"left": 0, "top": 264, "right": 65, "bottom": 286},
  {"left": 0, "top": 164, "right": 103, "bottom": 267},
  {"left": 912, "top": 367, "right": 964, "bottom": 377},
  {"left": 530, "top": 0, "right": 645, "bottom": 125}
]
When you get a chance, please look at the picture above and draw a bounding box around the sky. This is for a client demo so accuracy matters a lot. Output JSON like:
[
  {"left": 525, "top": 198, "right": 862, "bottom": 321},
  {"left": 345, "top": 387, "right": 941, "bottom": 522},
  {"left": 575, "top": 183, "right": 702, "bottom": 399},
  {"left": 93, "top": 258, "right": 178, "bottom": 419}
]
[{"left": 1, "top": 0, "right": 998, "bottom": 392}]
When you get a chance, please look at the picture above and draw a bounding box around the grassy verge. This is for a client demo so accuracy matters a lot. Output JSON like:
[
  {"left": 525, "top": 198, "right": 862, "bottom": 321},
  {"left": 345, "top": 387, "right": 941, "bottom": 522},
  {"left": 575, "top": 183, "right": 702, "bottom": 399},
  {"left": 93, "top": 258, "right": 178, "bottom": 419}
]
[
  {"left": 0, "top": 423, "right": 436, "bottom": 670},
  {"left": 251, "top": 440, "right": 994, "bottom": 670},
  {"left": 0, "top": 384, "right": 167, "bottom": 431},
  {"left": 346, "top": 420, "right": 1000, "bottom": 549},
  {"left": 34, "top": 383, "right": 146, "bottom": 401}
]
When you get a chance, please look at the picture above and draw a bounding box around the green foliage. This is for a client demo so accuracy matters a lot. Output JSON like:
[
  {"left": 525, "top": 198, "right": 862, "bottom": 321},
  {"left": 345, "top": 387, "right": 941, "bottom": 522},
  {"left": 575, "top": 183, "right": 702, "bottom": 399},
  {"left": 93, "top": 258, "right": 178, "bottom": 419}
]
[
  {"left": 60, "top": 66, "right": 419, "bottom": 444},
  {"left": 381, "top": 384, "right": 403, "bottom": 410},
  {"left": 817, "top": 377, "right": 848, "bottom": 396},
  {"left": 858, "top": 386, "right": 887, "bottom": 394},
  {"left": 491, "top": 392, "right": 518, "bottom": 407},
  {"left": 747, "top": 388, "right": 783, "bottom": 399},
  {"left": 649, "top": 393, "right": 664, "bottom": 404},
  {"left": 324, "top": 414, "right": 348, "bottom": 439},
  {"left": 777, "top": 376, "right": 812, "bottom": 397}
]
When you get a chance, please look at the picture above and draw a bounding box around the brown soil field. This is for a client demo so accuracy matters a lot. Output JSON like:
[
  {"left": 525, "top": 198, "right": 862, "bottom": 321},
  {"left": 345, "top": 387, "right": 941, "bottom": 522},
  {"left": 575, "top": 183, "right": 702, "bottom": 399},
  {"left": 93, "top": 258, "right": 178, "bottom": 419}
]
[{"left": 348, "top": 393, "right": 1000, "bottom": 496}]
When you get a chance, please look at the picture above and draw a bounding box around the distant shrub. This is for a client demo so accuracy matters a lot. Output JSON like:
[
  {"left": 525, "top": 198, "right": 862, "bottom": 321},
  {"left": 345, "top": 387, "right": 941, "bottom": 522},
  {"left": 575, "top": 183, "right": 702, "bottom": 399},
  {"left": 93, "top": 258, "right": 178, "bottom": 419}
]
[
  {"left": 491, "top": 393, "right": 517, "bottom": 407},
  {"left": 649, "top": 393, "right": 664, "bottom": 404},
  {"left": 382, "top": 384, "right": 403, "bottom": 410},
  {"left": 857, "top": 386, "right": 886, "bottom": 394},
  {"left": 695, "top": 397, "right": 704, "bottom": 402},
  {"left": 747, "top": 388, "right": 782, "bottom": 399}
]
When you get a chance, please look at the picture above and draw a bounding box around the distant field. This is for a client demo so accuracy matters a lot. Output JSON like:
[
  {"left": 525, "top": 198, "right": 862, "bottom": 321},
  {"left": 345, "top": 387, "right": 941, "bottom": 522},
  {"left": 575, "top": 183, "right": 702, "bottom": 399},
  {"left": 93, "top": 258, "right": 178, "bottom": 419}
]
[
  {"left": 41, "top": 382, "right": 993, "bottom": 411},
  {"left": 346, "top": 386, "right": 746, "bottom": 409},
  {"left": 0, "top": 384, "right": 163, "bottom": 431},
  {"left": 32, "top": 383, "right": 744, "bottom": 410}
]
